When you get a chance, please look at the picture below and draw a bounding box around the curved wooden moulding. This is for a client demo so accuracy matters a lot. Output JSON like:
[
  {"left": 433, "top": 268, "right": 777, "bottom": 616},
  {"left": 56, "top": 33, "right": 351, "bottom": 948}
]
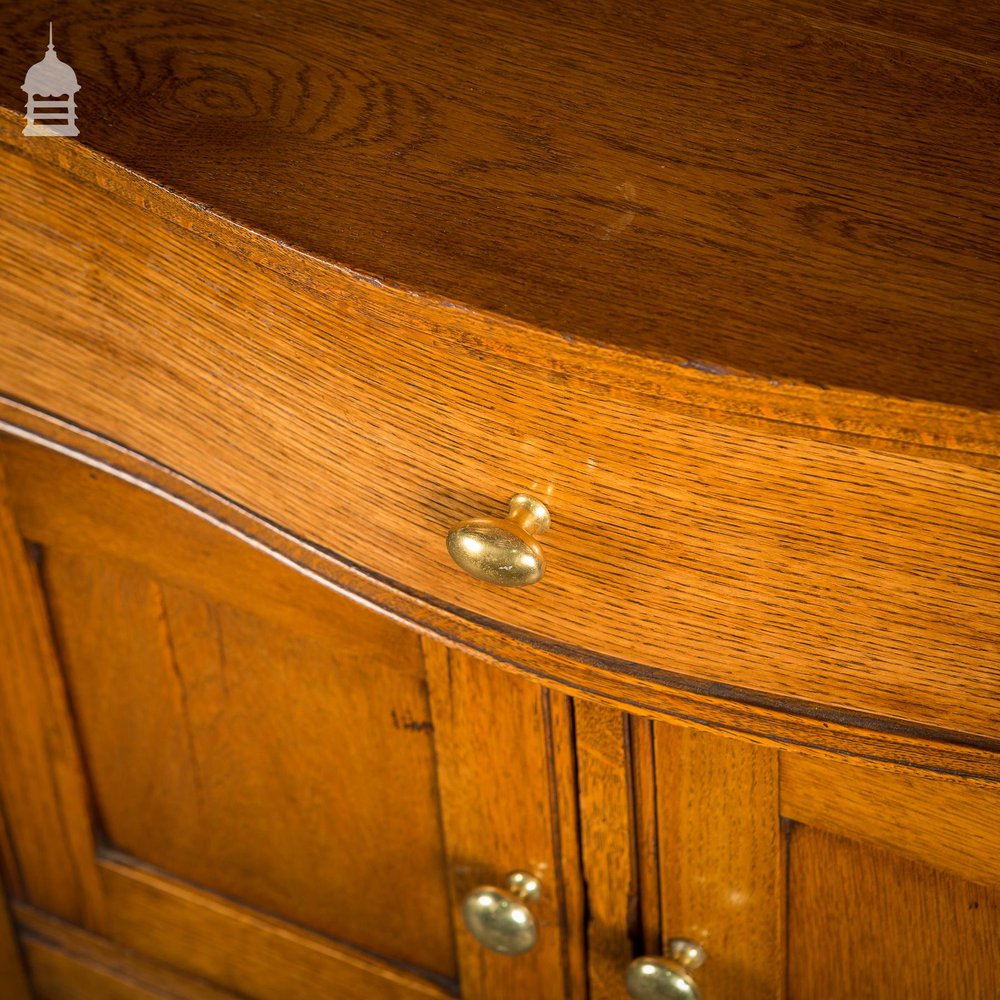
[{"left": 0, "top": 111, "right": 998, "bottom": 781}]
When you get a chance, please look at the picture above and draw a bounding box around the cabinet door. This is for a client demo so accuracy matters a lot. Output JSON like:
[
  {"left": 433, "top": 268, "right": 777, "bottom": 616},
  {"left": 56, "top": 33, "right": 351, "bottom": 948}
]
[
  {"left": 0, "top": 434, "right": 581, "bottom": 999},
  {"left": 575, "top": 704, "right": 1000, "bottom": 999}
]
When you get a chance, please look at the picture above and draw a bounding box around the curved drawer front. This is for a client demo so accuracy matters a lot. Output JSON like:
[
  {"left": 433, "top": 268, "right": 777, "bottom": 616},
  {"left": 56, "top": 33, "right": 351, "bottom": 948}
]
[{"left": 1, "top": 121, "right": 997, "bottom": 749}]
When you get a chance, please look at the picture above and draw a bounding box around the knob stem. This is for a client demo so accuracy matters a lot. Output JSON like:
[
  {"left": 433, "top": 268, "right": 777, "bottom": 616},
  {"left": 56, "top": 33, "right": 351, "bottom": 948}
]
[
  {"left": 506, "top": 869, "right": 541, "bottom": 901},
  {"left": 508, "top": 494, "right": 550, "bottom": 536},
  {"left": 667, "top": 937, "right": 706, "bottom": 971}
]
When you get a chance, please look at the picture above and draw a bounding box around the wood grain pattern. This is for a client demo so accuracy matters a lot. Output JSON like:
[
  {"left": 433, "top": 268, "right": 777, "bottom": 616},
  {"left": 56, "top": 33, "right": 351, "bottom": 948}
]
[
  {"left": 655, "top": 725, "right": 784, "bottom": 1000},
  {"left": 0, "top": 454, "right": 105, "bottom": 932},
  {"left": 424, "top": 640, "right": 582, "bottom": 1000},
  {"left": 40, "top": 545, "right": 454, "bottom": 980},
  {"left": 0, "top": 879, "right": 30, "bottom": 1000},
  {"left": 16, "top": 903, "right": 239, "bottom": 1000},
  {"left": 6, "top": 437, "right": 456, "bottom": 980},
  {"left": 3, "top": 415, "right": 997, "bottom": 782},
  {"left": 629, "top": 719, "right": 662, "bottom": 957},
  {"left": 99, "top": 857, "right": 451, "bottom": 1000},
  {"left": 0, "top": 434, "right": 474, "bottom": 997},
  {"left": 0, "top": 134, "right": 998, "bottom": 751},
  {"left": 1, "top": 97, "right": 998, "bottom": 756},
  {"left": 574, "top": 701, "right": 637, "bottom": 998},
  {"left": 780, "top": 751, "right": 1000, "bottom": 889},
  {"left": 787, "top": 827, "right": 1000, "bottom": 1000},
  {"left": 1, "top": 1, "right": 997, "bottom": 410},
  {"left": 546, "top": 694, "right": 588, "bottom": 1000}
]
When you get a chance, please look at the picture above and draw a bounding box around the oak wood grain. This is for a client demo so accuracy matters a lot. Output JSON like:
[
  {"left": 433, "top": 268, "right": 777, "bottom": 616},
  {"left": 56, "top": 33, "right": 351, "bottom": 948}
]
[
  {"left": 1, "top": 1, "right": 997, "bottom": 409},
  {"left": 0, "top": 140, "right": 998, "bottom": 750},
  {"left": 0, "top": 432, "right": 476, "bottom": 996},
  {"left": 98, "top": 856, "right": 451, "bottom": 1000},
  {"left": 16, "top": 903, "right": 240, "bottom": 1000},
  {"left": 655, "top": 725, "right": 784, "bottom": 1000},
  {"left": 424, "top": 641, "right": 582, "bottom": 1000},
  {"left": 780, "top": 751, "right": 1000, "bottom": 889},
  {"left": 546, "top": 694, "right": 588, "bottom": 1000},
  {"left": 0, "top": 453, "right": 105, "bottom": 933},
  {"left": 787, "top": 827, "right": 1000, "bottom": 1000},
  {"left": 0, "top": 880, "right": 29, "bottom": 1000},
  {"left": 574, "top": 701, "right": 637, "bottom": 998},
  {"left": 40, "top": 545, "right": 455, "bottom": 980},
  {"left": 3, "top": 413, "right": 997, "bottom": 782},
  {"left": 1, "top": 83, "right": 998, "bottom": 761},
  {"left": 629, "top": 719, "right": 662, "bottom": 958},
  {"left": 8, "top": 443, "right": 456, "bottom": 979}
]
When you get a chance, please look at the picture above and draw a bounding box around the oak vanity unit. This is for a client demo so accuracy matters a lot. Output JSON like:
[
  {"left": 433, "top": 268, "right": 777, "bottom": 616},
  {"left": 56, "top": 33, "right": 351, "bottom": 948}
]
[{"left": 0, "top": 1, "right": 998, "bottom": 998}]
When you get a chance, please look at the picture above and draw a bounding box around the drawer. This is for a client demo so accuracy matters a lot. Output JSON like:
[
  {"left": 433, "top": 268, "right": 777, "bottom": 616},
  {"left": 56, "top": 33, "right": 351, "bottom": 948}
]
[{"left": 0, "top": 115, "right": 998, "bottom": 758}]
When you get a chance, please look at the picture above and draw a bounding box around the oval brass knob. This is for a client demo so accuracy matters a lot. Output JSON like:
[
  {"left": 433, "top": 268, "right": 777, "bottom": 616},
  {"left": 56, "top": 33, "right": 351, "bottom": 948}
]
[
  {"left": 460, "top": 870, "right": 541, "bottom": 955},
  {"left": 447, "top": 494, "right": 550, "bottom": 587},
  {"left": 626, "top": 939, "right": 706, "bottom": 1000}
]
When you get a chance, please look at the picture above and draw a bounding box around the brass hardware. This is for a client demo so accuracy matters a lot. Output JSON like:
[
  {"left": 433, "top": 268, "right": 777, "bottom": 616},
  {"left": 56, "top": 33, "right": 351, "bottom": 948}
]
[
  {"left": 447, "top": 494, "right": 550, "bottom": 587},
  {"left": 626, "top": 939, "right": 707, "bottom": 999},
  {"left": 460, "top": 870, "right": 542, "bottom": 955}
]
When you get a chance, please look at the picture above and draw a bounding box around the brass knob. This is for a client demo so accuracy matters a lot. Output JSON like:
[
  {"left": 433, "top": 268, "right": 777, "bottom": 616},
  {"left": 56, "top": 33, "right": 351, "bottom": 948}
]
[
  {"left": 460, "top": 870, "right": 541, "bottom": 955},
  {"left": 447, "top": 494, "right": 550, "bottom": 587},
  {"left": 626, "top": 939, "right": 706, "bottom": 1000}
]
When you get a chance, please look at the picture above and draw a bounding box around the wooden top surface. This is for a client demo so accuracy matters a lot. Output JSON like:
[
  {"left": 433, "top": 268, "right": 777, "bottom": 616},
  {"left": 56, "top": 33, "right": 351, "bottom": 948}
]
[{"left": 1, "top": 0, "right": 998, "bottom": 410}]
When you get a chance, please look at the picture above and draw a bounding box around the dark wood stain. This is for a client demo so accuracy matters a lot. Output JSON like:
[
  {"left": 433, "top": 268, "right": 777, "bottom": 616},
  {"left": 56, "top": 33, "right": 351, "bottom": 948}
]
[{"left": 1, "top": 0, "right": 997, "bottom": 408}]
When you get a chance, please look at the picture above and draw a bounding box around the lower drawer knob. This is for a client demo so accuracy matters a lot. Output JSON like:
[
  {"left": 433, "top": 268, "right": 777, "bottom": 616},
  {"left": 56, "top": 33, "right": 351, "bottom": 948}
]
[
  {"left": 626, "top": 939, "right": 706, "bottom": 999},
  {"left": 460, "top": 870, "right": 541, "bottom": 955}
]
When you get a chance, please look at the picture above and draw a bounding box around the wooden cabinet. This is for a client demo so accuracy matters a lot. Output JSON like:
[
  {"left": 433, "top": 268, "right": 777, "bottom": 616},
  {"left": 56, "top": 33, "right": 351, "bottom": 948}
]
[
  {"left": 575, "top": 707, "right": 1000, "bottom": 1000},
  {"left": 0, "top": 437, "right": 577, "bottom": 998},
  {"left": 1, "top": 0, "right": 998, "bottom": 996},
  {"left": 1, "top": 436, "right": 997, "bottom": 998}
]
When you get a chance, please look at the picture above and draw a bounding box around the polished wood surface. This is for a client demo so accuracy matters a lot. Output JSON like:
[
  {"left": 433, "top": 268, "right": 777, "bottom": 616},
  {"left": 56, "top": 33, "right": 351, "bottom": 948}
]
[
  {"left": 0, "top": 887, "right": 29, "bottom": 1000},
  {"left": 424, "top": 641, "right": 584, "bottom": 1000},
  {"left": 782, "top": 749, "right": 1000, "bottom": 998},
  {"left": 0, "top": 438, "right": 479, "bottom": 997},
  {"left": 574, "top": 701, "right": 637, "bottom": 998},
  {"left": 0, "top": 457, "right": 105, "bottom": 933},
  {"left": 17, "top": 905, "right": 240, "bottom": 1000},
  {"left": 567, "top": 715, "right": 1000, "bottom": 999},
  {"left": 1, "top": 1, "right": 997, "bottom": 410},
  {"left": 1, "top": 2, "right": 998, "bottom": 994},
  {"left": 1, "top": 136, "right": 998, "bottom": 768},
  {"left": 99, "top": 859, "right": 449, "bottom": 1000},
  {"left": 655, "top": 726, "right": 785, "bottom": 1000},
  {"left": 787, "top": 828, "right": 1000, "bottom": 999},
  {"left": 6, "top": 439, "right": 455, "bottom": 978},
  {"left": 781, "top": 751, "right": 1000, "bottom": 889},
  {"left": 3, "top": 414, "right": 997, "bottom": 782}
]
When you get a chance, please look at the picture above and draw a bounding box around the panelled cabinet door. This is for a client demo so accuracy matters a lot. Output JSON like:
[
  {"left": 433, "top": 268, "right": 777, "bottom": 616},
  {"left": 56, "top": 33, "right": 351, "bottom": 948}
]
[
  {"left": 780, "top": 754, "right": 1000, "bottom": 999},
  {"left": 575, "top": 705, "right": 1000, "bottom": 1000},
  {"left": 0, "top": 434, "right": 583, "bottom": 999}
]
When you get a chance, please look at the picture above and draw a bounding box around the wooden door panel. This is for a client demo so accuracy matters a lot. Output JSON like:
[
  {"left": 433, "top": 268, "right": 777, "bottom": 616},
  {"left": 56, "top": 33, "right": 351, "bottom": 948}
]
[
  {"left": 574, "top": 701, "right": 639, "bottom": 997},
  {"left": 16, "top": 903, "right": 241, "bottom": 1000},
  {"left": 0, "top": 459, "right": 105, "bottom": 932},
  {"left": 39, "top": 545, "right": 452, "bottom": 977},
  {"left": 573, "top": 708, "right": 786, "bottom": 999},
  {"left": 654, "top": 725, "right": 785, "bottom": 1000},
  {"left": 424, "top": 641, "right": 585, "bottom": 1000},
  {"left": 0, "top": 433, "right": 583, "bottom": 999},
  {"left": 0, "top": 435, "right": 460, "bottom": 997},
  {"left": 780, "top": 750, "right": 1000, "bottom": 1000},
  {"left": 780, "top": 753, "right": 1000, "bottom": 889},
  {"left": 644, "top": 726, "right": 1000, "bottom": 1000},
  {"left": 97, "top": 858, "right": 449, "bottom": 1000},
  {"left": 787, "top": 828, "right": 1000, "bottom": 1000}
]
